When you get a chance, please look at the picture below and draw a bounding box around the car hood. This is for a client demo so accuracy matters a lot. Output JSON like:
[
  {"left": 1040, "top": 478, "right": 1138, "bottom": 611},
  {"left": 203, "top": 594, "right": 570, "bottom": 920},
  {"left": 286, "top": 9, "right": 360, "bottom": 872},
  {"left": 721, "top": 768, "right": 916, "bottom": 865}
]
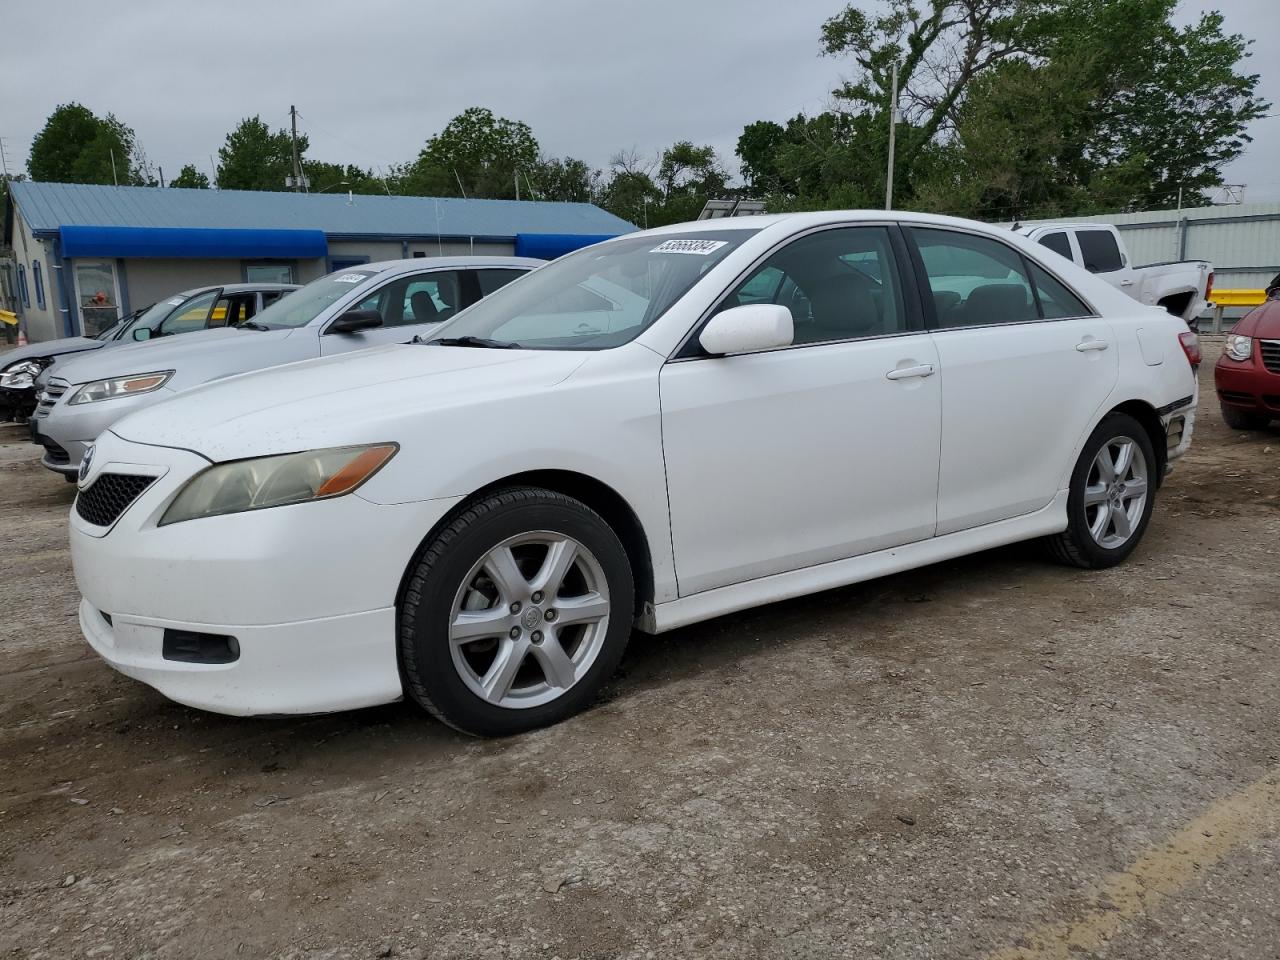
[
  {"left": 1232, "top": 300, "right": 1280, "bottom": 339},
  {"left": 110, "top": 344, "right": 588, "bottom": 461},
  {"left": 52, "top": 327, "right": 299, "bottom": 386},
  {"left": 0, "top": 336, "right": 104, "bottom": 369}
]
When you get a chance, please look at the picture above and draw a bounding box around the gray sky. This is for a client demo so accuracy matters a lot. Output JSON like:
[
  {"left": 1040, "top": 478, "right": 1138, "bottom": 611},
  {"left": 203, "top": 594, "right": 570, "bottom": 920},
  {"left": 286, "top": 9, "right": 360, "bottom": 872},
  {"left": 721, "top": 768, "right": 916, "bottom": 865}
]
[{"left": 2, "top": 0, "right": 1276, "bottom": 203}]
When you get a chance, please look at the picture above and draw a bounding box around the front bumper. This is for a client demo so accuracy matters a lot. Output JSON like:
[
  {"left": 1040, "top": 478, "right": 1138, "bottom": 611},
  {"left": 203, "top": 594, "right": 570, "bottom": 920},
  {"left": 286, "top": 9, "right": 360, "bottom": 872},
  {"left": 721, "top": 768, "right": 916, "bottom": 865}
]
[
  {"left": 70, "top": 430, "right": 463, "bottom": 716},
  {"left": 1215, "top": 354, "right": 1280, "bottom": 416},
  {"left": 0, "top": 386, "right": 36, "bottom": 423},
  {"left": 31, "top": 385, "right": 176, "bottom": 475}
]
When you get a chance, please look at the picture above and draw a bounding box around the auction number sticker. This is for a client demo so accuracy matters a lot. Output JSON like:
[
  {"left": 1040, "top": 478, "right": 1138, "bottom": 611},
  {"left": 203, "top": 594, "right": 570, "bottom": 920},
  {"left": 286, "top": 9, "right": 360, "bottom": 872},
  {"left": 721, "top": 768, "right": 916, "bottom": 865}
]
[
  {"left": 650, "top": 239, "right": 728, "bottom": 256},
  {"left": 333, "top": 273, "right": 366, "bottom": 284}
]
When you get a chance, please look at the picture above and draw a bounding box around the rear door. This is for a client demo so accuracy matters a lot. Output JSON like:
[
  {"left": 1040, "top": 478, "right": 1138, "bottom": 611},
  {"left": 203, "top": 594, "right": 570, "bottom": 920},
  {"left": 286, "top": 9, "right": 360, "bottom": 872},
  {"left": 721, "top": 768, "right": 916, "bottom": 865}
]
[
  {"left": 1073, "top": 228, "right": 1137, "bottom": 292},
  {"left": 908, "top": 226, "right": 1118, "bottom": 535}
]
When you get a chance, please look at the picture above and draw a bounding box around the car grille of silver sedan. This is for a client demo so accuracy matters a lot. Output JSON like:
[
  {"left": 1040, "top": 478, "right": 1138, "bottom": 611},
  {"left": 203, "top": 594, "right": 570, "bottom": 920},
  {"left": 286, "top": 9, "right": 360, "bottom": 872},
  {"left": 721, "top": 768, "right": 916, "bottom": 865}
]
[
  {"left": 75, "top": 474, "right": 157, "bottom": 527},
  {"left": 33, "top": 378, "right": 70, "bottom": 420}
]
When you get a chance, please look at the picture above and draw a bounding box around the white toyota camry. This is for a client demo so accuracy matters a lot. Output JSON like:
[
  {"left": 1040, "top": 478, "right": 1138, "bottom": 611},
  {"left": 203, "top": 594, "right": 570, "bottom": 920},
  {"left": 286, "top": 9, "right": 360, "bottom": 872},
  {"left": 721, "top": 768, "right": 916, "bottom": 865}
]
[{"left": 70, "top": 211, "right": 1199, "bottom": 736}]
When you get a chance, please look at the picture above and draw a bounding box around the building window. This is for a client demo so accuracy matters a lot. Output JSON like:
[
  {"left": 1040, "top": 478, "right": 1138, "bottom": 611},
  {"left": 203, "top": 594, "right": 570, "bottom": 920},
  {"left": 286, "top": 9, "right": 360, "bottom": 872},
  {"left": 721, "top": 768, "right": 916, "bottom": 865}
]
[
  {"left": 33, "top": 260, "right": 46, "bottom": 310},
  {"left": 17, "top": 265, "right": 29, "bottom": 308},
  {"left": 245, "top": 263, "right": 294, "bottom": 284}
]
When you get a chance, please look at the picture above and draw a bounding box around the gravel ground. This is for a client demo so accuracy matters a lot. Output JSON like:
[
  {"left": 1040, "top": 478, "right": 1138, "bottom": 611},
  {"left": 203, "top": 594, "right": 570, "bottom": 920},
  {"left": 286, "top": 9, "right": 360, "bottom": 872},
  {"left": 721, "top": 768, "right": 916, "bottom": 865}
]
[{"left": 1, "top": 343, "right": 1277, "bottom": 960}]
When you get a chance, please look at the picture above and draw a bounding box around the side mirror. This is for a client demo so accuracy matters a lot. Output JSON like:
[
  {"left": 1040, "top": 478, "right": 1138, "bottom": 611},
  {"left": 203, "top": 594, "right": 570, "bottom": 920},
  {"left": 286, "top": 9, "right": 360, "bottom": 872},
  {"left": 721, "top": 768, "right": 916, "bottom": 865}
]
[
  {"left": 328, "top": 309, "right": 383, "bottom": 334},
  {"left": 699, "top": 304, "right": 793, "bottom": 356},
  {"left": 132, "top": 328, "right": 152, "bottom": 341}
]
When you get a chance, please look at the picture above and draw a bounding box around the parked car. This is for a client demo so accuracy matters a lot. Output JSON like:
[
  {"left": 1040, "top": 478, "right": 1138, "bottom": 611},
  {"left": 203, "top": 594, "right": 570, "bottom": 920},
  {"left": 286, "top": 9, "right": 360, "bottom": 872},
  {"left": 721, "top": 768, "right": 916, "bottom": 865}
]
[
  {"left": 1214, "top": 297, "right": 1280, "bottom": 429},
  {"left": 68, "top": 212, "right": 1198, "bottom": 735},
  {"left": 31, "top": 258, "right": 538, "bottom": 477},
  {"left": 1013, "top": 222, "right": 1211, "bottom": 327},
  {"left": 1, "top": 283, "right": 298, "bottom": 423}
]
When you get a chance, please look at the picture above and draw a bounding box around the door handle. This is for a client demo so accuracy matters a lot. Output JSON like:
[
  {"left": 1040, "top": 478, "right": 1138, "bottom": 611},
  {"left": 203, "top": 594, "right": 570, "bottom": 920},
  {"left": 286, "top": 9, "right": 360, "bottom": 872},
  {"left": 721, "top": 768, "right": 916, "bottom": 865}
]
[
  {"left": 1075, "top": 339, "right": 1110, "bottom": 352},
  {"left": 886, "top": 363, "right": 936, "bottom": 381},
  {"left": 1119, "top": 280, "right": 1135, "bottom": 287}
]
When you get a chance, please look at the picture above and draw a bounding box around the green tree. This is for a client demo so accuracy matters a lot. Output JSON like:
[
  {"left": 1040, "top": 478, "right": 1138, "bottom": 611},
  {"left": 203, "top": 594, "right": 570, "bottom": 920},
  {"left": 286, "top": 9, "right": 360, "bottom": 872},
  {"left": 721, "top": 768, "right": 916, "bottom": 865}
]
[
  {"left": 302, "top": 160, "right": 387, "bottom": 195},
  {"left": 403, "top": 107, "right": 540, "bottom": 199},
  {"left": 529, "top": 156, "right": 599, "bottom": 202},
  {"left": 170, "top": 164, "right": 210, "bottom": 189},
  {"left": 28, "top": 103, "right": 147, "bottom": 185},
  {"left": 216, "top": 116, "right": 307, "bottom": 191}
]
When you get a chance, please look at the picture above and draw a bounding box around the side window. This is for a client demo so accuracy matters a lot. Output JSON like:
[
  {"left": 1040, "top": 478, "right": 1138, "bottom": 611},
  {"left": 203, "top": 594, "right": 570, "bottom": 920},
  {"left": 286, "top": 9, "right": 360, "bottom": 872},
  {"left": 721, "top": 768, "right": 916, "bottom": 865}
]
[
  {"left": 1039, "top": 232, "right": 1072, "bottom": 260},
  {"left": 158, "top": 290, "right": 219, "bottom": 335},
  {"left": 717, "top": 226, "right": 906, "bottom": 345},
  {"left": 33, "top": 261, "right": 46, "bottom": 310},
  {"left": 260, "top": 290, "right": 288, "bottom": 308},
  {"left": 1027, "top": 261, "right": 1092, "bottom": 319},
  {"left": 909, "top": 228, "right": 1037, "bottom": 328},
  {"left": 476, "top": 269, "right": 528, "bottom": 297},
  {"left": 17, "top": 265, "right": 29, "bottom": 308},
  {"left": 1075, "top": 230, "right": 1123, "bottom": 274},
  {"left": 356, "top": 271, "right": 464, "bottom": 327}
]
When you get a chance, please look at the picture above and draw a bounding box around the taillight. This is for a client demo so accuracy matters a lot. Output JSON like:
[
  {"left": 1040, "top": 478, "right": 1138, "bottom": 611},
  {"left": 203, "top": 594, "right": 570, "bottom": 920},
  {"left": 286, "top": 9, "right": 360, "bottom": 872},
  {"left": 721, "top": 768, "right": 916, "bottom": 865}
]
[
  {"left": 1178, "top": 330, "right": 1201, "bottom": 368},
  {"left": 1205, "top": 271, "right": 1214, "bottom": 304}
]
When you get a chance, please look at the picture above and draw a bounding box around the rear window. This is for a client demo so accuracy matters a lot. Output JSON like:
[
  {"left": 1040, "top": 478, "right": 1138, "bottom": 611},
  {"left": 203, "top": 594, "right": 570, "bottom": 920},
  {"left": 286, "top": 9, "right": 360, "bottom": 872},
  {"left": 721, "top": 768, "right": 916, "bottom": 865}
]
[
  {"left": 1039, "top": 232, "right": 1072, "bottom": 259},
  {"left": 1076, "top": 230, "right": 1123, "bottom": 274},
  {"left": 251, "top": 271, "right": 375, "bottom": 329}
]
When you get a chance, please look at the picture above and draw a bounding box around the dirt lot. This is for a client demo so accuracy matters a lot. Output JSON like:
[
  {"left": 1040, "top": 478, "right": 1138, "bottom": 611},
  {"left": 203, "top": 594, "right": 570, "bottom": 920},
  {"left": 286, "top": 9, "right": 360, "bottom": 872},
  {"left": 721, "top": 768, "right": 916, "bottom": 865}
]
[{"left": 1, "top": 343, "right": 1277, "bottom": 960}]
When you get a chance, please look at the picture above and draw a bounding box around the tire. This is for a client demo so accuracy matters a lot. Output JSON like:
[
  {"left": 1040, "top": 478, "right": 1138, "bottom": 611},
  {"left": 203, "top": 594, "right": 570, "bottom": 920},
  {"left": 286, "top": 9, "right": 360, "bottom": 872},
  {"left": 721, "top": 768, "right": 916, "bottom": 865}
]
[
  {"left": 398, "top": 487, "right": 634, "bottom": 737},
  {"left": 1219, "top": 403, "right": 1270, "bottom": 431},
  {"left": 1044, "top": 412, "right": 1157, "bottom": 570}
]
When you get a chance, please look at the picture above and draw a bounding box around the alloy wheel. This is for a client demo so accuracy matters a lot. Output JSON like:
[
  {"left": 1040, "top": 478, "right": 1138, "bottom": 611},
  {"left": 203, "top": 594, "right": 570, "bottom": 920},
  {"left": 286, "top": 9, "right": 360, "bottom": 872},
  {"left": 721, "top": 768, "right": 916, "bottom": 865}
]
[{"left": 1083, "top": 435, "right": 1149, "bottom": 549}]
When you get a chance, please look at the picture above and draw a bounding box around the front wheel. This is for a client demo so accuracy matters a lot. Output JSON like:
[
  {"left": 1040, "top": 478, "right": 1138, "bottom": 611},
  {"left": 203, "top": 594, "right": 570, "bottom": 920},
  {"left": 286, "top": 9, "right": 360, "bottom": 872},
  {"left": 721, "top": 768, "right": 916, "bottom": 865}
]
[
  {"left": 398, "top": 487, "right": 634, "bottom": 737},
  {"left": 1044, "top": 413, "right": 1157, "bottom": 569}
]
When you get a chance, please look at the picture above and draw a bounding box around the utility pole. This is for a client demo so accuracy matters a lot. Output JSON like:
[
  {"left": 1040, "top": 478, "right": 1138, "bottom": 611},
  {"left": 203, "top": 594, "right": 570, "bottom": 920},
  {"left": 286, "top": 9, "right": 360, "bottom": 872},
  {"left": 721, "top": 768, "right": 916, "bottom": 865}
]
[
  {"left": 109, "top": 150, "right": 119, "bottom": 187},
  {"left": 0, "top": 137, "right": 11, "bottom": 179},
  {"left": 514, "top": 169, "right": 520, "bottom": 201},
  {"left": 289, "top": 104, "right": 304, "bottom": 192},
  {"left": 885, "top": 60, "right": 899, "bottom": 211},
  {"left": 159, "top": 166, "right": 166, "bottom": 189}
]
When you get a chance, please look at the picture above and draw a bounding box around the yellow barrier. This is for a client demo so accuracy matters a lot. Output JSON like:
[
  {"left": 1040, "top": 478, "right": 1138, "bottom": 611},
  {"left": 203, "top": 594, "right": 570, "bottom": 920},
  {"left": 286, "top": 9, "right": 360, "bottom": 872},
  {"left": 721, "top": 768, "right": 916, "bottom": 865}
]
[
  {"left": 0, "top": 310, "right": 17, "bottom": 327},
  {"left": 1210, "top": 289, "right": 1266, "bottom": 308}
]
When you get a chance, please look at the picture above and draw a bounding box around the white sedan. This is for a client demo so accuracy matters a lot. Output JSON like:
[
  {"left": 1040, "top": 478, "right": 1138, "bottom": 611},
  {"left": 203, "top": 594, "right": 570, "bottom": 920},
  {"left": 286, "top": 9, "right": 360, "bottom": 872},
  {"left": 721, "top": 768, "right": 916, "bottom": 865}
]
[{"left": 70, "top": 211, "right": 1199, "bottom": 736}]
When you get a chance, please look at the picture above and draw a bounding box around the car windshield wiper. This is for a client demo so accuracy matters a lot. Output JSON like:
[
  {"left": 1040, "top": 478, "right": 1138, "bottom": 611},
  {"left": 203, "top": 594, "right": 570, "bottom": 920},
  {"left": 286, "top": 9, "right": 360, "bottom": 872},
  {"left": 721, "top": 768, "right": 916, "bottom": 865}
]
[
  {"left": 425, "top": 335, "right": 521, "bottom": 349},
  {"left": 236, "top": 321, "right": 273, "bottom": 331}
]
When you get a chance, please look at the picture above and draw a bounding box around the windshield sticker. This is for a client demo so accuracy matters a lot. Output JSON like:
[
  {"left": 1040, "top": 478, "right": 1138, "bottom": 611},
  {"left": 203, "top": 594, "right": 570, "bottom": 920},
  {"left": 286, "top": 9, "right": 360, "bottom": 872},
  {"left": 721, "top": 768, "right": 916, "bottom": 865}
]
[
  {"left": 333, "top": 273, "right": 367, "bottom": 283},
  {"left": 650, "top": 239, "right": 729, "bottom": 256},
  {"left": 167, "top": 297, "right": 184, "bottom": 305}
]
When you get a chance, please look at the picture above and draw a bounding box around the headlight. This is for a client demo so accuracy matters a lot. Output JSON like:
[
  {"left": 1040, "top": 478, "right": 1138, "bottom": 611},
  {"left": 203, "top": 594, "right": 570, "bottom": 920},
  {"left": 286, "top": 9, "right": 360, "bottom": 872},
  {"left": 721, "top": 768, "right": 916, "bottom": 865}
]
[
  {"left": 0, "top": 360, "right": 43, "bottom": 390},
  {"left": 159, "top": 444, "right": 398, "bottom": 526},
  {"left": 1224, "top": 334, "right": 1253, "bottom": 362},
  {"left": 69, "top": 371, "right": 174, "bottom": 404}
]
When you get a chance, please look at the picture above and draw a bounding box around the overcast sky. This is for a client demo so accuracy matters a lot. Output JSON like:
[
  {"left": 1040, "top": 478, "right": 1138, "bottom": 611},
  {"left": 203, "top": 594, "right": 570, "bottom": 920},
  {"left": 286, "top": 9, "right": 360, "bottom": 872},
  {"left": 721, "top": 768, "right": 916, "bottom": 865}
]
[{"left": 2, "top": 0, "right": 1276, "bottom": 203}]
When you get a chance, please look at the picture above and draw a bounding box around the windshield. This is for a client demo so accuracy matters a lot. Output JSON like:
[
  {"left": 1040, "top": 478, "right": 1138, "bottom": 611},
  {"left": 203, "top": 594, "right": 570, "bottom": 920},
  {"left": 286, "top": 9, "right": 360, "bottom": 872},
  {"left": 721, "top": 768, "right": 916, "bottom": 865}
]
[
  {"left": 108, "top": 296, "right": 188, "bottom": 340},
  {"left": 249, "top": 271, "right": 375, "bottom": 329},
  {"left": 429, "top": 231, "right": 756, "bottom": 350}
]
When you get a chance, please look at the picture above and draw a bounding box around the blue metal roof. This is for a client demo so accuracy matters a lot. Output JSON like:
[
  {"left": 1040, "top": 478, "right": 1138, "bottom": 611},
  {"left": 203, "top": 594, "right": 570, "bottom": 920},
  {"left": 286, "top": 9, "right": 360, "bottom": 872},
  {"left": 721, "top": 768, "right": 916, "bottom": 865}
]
[{"left": 9, "top": 181, "right": 636, "bottom": 243}]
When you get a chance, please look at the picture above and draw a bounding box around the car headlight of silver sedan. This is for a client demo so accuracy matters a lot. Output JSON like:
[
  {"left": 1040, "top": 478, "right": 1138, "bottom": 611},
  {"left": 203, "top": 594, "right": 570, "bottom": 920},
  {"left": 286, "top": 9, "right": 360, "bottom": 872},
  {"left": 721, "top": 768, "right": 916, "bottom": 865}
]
[
  {"left": 159, "top": 444, "right": 399, "bottom": 526},
  {"left": 1224, "top": 334, "right": 1253, "bottom": 362},
  {"left": 69, "top": 371, "right": 174, "bottom": 404},
  {"left": 0, "top": 360, "right": 44, "bottom": 390}
]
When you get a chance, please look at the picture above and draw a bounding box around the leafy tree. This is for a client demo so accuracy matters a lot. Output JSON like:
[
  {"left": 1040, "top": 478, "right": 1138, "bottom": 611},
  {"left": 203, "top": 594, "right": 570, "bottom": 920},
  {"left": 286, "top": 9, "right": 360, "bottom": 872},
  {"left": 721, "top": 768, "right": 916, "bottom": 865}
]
[
  {"left": 402, "top": 107, "right": 540, "bottom": 199},
  {"left": 216, "top": 116, "right": 307, "bottom": 191},
  {"left": 302, "top": 160, "right": 388, "bottom": 195},
  {"left": 28, "top": 103, "right": 147, "bottom": 185},
  {"left": 169, "top": 164, "right": 210, "bottom": 189},
  {"left": 598, "top": 149, "right": 662, "bottom": 225},
  {"left": 736, "top": 121, "right": 790, "bottom": 194},
  {"left": 529, "top": 156, "right": 599, "bottom": 203}
]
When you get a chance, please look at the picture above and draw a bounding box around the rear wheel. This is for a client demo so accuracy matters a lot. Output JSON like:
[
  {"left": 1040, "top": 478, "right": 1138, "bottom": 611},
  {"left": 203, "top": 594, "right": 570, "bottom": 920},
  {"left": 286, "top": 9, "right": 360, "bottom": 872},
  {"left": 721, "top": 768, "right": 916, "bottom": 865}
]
[
  {"left": 1219, "top": 403, "right": 1270, "bottom": 431},
  {"left": 399, "top": 487, "right": 633, "bottom": 737},
  {"left": 1045, "top": 413, "right": 1156, "bottom": 569}
]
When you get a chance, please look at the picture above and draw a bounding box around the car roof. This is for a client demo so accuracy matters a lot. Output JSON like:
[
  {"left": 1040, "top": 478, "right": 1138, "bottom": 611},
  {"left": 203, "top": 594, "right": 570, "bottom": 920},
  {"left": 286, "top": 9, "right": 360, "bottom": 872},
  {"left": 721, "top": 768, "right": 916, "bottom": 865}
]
[
  {"left": 615, "top": 209, "right": 1048, "bottom": 241},
  {"left": 358, "top": 256, "right": 545, "bottom": 275},
  {"left": 169, "top": 282, "right": 301, "bottom": 298}
]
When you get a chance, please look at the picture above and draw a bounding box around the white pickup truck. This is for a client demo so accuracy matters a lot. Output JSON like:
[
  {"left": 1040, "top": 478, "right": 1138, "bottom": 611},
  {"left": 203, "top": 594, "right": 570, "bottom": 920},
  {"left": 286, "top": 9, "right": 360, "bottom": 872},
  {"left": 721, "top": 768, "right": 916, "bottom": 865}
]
[{"left": 1013, "top": 222, "right": 1212, "bottom": 326}]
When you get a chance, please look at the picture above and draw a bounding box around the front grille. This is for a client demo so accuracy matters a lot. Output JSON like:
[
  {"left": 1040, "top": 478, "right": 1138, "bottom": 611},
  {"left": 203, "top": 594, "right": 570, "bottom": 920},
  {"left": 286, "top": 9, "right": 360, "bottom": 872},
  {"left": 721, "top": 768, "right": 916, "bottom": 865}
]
[
  {"left": 34, "top": 378, "right": 70, "bottom": 419},
  {"left": 75, "top": 473, "right": 157, "bottom": 527},
  {"left": 1261, "top": 340, "right": 1280, "bottom": 375}
]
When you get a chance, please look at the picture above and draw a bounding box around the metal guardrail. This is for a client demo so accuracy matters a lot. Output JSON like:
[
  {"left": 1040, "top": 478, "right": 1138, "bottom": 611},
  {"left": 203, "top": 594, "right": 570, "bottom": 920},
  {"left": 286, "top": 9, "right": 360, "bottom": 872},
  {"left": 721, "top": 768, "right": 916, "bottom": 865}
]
[{"left": 1208, "top": 289, "right": 1266, "bottom": 333}]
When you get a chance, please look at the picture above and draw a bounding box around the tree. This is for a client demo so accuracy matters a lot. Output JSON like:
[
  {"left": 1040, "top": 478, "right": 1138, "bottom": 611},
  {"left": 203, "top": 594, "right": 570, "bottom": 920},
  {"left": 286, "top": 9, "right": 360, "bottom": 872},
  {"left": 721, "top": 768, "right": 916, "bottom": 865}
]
[
  {"left": 529, "top": 156, "right": 599, "bottom": 203},
  {"left": 302, "top": 160, "right": 387, "bottom": 195},
  {"left": 170, "top": 164, "right": 210, "bottom": 189},
  {"left": 598, "top": 149, "right": 662, "bottom": 226},
  {"left": 28, "top": 103, "right": 147, "bottom": 185},
  {"left": 403, "top": 107, "right": 540, "bottom": 199},
  {"left": 216, "top": 116, "right": 306, "bottom": 191}
]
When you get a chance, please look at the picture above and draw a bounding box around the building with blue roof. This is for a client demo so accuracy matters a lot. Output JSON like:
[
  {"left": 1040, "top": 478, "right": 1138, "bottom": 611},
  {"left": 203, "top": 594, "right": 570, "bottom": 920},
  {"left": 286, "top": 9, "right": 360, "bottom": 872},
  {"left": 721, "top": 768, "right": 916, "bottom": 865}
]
[{"left": 3, "top": 181, "right": 635, "bottom": 341}]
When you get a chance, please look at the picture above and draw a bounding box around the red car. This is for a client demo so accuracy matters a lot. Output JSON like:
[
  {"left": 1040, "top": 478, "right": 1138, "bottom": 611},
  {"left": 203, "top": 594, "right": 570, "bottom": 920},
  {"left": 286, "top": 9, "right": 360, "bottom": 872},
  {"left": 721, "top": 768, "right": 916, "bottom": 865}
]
[{"left": 1215, "top": 297, "right": 1280, "bottom": 430}]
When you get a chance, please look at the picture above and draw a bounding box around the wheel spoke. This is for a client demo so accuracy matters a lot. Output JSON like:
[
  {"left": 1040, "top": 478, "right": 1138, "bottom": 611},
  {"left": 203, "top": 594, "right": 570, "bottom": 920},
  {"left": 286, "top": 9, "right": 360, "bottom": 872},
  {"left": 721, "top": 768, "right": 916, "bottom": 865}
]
[
  {"left": 1111, "top": 503, "right": 1132, "bottom": 539},
  {"left": 532, "top": 538, "right": 578, "bottom": 596},
  {"left": 1094, "top": 446, "right": 1116, "bottom": 484},
  {"left": 1083, "top": 483, "right": 1109, "bottom": 506},
  {"left": 1112, "top": 441, "right": 1135, "bottom": 480},
  {"left": 553, "top": 592, "right": 610, "bottom": 626},
  {"left": 1088, "top": 505, "right": 1110, "bottom": 541},
  {"left": 480, "top": 639, "right": 527, "bottom": 703},
  {"left": 1123, "top": 477, "right": 1147, "bottom": 499},
  {"left": 531, "top": 635, "right": 578, "bottom": 689},
  {"left": 483, "top": 546, "right": 528, "bottom": 602},
  {"left": 450, "top": 606, "right": 510, "bottom": 643}
]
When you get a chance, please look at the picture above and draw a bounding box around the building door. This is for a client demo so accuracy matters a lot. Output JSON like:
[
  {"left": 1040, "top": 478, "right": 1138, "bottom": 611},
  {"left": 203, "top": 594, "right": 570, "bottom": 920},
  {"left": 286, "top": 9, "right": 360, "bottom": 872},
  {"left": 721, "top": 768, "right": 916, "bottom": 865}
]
[{"left": 72, "top": 260, "right": 122, "bottom": 336}]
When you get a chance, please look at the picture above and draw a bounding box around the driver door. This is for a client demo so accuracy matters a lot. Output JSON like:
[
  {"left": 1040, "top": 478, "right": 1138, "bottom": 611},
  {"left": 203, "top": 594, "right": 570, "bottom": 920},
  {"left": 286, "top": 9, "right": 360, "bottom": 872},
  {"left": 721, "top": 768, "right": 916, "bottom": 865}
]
[
  {"left": 659, "top": 225, "right": 942, "bottom": 596},
  {"left": 320, "top": 269, "right": 467, "bottom": 354}
]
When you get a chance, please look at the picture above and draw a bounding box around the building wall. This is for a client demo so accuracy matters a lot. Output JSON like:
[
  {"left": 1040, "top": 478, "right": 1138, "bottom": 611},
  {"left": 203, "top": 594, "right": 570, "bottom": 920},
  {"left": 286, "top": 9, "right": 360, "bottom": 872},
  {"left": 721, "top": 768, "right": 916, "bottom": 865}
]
[
  {"left": 11, "top": 210, "right": 62, "bottom": 342},
  {"left": 122, "top": 258, "right": 250, "bottom": 310}
]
